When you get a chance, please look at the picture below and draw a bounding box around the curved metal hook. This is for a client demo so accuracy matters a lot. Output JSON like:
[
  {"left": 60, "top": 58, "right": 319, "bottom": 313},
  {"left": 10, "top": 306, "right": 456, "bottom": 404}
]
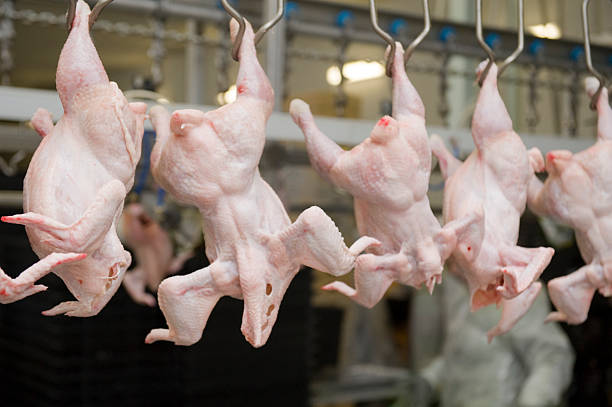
[
  {"left": 475, "top": 0, "right": 495, "bottom": 86},
  {"left": 89, "top": 0, "right": 113, "bottom": 29},
  {"left": 369, "top": 0, "right": 395, "bottom": 77},
  {"left": 67, "top": 0, "right": 113, "bottom": 32},
  {"left": 220, "top": 0, "right": 245, "bottom": 61},
  {"left": 582, "top": 0, "right": 608, "bottom": 110},
  {"left": 221, "top": 0, "right": 285, "bottom": 62},
  {"left": 404, "top": 0, "right": 430, "bottom": 63},
  {"left": 476, "top": 0, "right": 523, "bottom": 86},
  {"left": 254, "top": 0, "right": 285, "bottom": 46},
  {"left": 67, "top": 0, "right": 77, "bottom": 31},
  {"left": 497, "top": 0, "right": 523, "bottom": 76}
]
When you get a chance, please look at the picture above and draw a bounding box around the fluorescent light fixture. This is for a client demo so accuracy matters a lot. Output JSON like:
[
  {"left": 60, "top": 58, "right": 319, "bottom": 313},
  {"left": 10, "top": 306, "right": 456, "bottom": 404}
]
[
  {"left": 326, "top": 60, "right": 386, "bottom": 86},
  {"left": 528, "top": 22, "right": 562, "bottom": 39},
  {"left": 216, "top": 84, "right": 237, "bottom": 105}
]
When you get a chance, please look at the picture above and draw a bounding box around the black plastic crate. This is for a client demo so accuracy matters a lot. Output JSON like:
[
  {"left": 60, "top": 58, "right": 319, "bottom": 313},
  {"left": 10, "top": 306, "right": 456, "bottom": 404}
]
[{"left": 0, "top": 207, "right": 312, "bottom": 407}]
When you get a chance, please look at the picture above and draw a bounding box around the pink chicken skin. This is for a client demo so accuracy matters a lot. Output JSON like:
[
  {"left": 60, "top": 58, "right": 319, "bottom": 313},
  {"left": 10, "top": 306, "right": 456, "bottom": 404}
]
[
  {"left": 431, "top": 61, "right": 554, "bottom": 343},
  {"left": 1, "top": 0, "right": 147, "bottom": 316},
  {"left": 121, "top": 203, "right": 192, "bottom": 307},
  {"left": 528, "top": 78, "right": 612, "bottom": 325},
  {"left": 290, "top": 43, "right": 480, "bottom": 308},
  {"left": 145, "top": 20, "right": 377, "bottom": 348}
]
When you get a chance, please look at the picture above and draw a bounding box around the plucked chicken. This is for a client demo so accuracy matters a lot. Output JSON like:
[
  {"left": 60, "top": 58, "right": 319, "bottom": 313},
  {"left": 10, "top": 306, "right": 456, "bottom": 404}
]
[
  {"left": 145, "top": 20, "right": 377, "bottom": 348},
  {"left": 122, "top": 203, "right": 192, "bottom": 307},
  {"left": 290, "top": 43, "right": 479, "bottom": 307},
  {"left": 1, "top": 0, "right": 146, "bottom": 316},
  {"left": 431, "top": 61, "right": 554, "bottom": 342},
  {"left": 527, "top": 78, "right": 612, "bottom": 324}
]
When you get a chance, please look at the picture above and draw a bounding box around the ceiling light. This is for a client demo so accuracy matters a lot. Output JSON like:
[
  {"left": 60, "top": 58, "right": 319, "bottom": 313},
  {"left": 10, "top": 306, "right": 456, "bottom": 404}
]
[
  {"left": 326, "top": 60, "right": 386, "bottom": 86},
  {"left": 216, "top": 85, "right": 237, "bottom": 105},
  {"left": 528, "top": 23, "right": 562, "bottom": 40}
]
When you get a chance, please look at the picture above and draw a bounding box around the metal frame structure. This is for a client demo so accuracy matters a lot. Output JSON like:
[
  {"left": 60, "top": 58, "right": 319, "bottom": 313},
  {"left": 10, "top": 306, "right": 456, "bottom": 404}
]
[{"left": 0, "top": 0, "right": 608, "bottom": 155}]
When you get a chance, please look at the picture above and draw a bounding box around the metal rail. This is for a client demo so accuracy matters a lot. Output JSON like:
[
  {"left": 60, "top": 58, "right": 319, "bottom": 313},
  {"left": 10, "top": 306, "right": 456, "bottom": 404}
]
[{"left": 2, "top": 0, "right": 609, "bottom": 75}]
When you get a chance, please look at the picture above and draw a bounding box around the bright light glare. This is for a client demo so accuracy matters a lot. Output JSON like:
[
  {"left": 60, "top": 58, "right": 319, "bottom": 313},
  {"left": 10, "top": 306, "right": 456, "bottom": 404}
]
[
  {"left": 216, "top": 85, "right": 237, "bottom": 105},
  {"left": 528, "top": 23, "right": 562, "bottom": 39},
  {"left": 326, "top": 60, "right": 386, "bottom": 86}
]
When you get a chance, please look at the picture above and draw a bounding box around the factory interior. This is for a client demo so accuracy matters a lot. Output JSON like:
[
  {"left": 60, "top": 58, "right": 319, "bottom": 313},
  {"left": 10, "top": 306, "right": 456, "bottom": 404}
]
[{"left": 0, "top": 0, "right": 610, "bottom": 406}]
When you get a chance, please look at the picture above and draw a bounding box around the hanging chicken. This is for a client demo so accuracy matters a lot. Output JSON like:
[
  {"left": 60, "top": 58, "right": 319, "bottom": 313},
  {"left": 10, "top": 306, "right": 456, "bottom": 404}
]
[
  {"left": 145, "top": 19, "right": 377, "bottom": 348},
  {"left": 431, "top": 61, "right": 554, "bottom": 342},
  {"left": 527, "top": 78, "right": 612, "bottom": 324},
  {"left": 1, "top": 0, "right": 147, "bottom": 316},
  {"left": 290, "top": 43, "right": 479, "bottom": 307},
  {"left": 121, "top": 203, "right": 192, "bottom": 307}
]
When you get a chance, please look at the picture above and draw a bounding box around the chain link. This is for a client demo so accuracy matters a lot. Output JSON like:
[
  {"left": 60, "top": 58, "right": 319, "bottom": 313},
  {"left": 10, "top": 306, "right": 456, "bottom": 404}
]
[
  {"left": 0, "top": 0, "right": 14, "bottom": 85},
  {"left": 0, "top": 6, "right": 225, "bottom": 48}
]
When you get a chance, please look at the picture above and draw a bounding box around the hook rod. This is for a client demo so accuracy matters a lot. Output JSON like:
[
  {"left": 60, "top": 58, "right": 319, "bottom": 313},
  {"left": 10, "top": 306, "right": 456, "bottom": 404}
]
[
  {"left": 475, "top": 0, "right": 494, "bottom": 86},
  {"left": 497, "top": 0, "right": 523, "bottom": 76},
  {"left": 369, "top": 0, "right": 395, "bottom": 77},
  {"left": 404, "top": 0, "right": 430, "bottom": 63},
  {"left": 582, "top": 0, "right": 607, "bottom": 110},
  {"left": 254, "top": 0, "right": 284, "bottom": 46},
  {"left": 476, "top": 0, "right": 523, "bottom": 86},
  {"left": 221, "top": 0, "right": 284, "bottom": 62},
  {"left": 220, "top": 0, "right": 245, "bottom": 61}
]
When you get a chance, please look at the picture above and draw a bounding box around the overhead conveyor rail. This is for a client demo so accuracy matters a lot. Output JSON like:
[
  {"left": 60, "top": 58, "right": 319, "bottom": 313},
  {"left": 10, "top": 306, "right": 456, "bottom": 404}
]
[{"left": 3, "top": 0, "right": 610, "bottom": 75}]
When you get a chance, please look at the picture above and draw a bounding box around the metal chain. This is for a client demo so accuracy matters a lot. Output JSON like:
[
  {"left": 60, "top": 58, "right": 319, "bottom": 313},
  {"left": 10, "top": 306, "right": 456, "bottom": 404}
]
[
  {"left": 214, "top": 21, "right": 231, "bottom": 97},
  {"left": 0, "top": 150, "right": 25, "bottom": 177},
  {"left": 334, "top": 28, "right": 350, "bottom": 117},
  {"left": 438, "top": 52, "right": 451, "bottom": 127},
  {"left": 0, "top": 6, "right": 225, "bottom": 48},
  {"left": 0, "top": 0, "right": 14, "bottom": 85},
  {"left": 526, "top": 63, "right": 540, "bottom": 132},
  {"left": 567, "top": 67, "right": 581, "bottom": 137},
  {"left": 147, "top": 5, "right": 166, "bottom": 90}
]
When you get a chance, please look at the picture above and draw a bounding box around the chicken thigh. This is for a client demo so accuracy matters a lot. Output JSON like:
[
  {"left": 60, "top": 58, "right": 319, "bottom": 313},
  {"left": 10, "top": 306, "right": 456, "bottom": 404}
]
[
  {"left": 431, "top": 61, "right": 554, "bottom": 342},
  {"left": 290, "top": 43, "right": 478, "bottom": 308},
  {"left": 1, "top": 0, "right": 146, "bottom": 316},
  {"left": 121, "top": 203, "right": 192, "bottom": 307},
  {"left": 528, "top": 78, "right": 612, "bottom": 324},
  {"left": 145, "top": 20, "right": 377, "bottom": 348}
]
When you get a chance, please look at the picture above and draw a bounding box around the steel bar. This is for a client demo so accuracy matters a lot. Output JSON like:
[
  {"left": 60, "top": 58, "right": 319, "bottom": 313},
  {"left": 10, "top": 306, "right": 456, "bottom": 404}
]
[{"left": 0, "top": 86, "right": 594, "bottom": 155}]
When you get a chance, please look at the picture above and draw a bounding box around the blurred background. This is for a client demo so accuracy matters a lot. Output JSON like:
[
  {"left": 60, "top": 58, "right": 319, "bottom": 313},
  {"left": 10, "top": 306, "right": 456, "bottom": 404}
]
[{"left": 0, "top": 0, "right": 610, "bottom": 406}]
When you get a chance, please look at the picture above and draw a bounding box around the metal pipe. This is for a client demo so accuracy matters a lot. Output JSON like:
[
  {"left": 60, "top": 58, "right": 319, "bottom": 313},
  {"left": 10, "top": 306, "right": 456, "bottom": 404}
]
[{"left": 55, "top": 0, "right": 226, "bottom": 22}]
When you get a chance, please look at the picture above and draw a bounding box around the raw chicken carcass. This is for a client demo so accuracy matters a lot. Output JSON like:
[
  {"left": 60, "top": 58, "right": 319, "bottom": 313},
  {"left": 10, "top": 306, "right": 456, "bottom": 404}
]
[
  {"left": 145, "top": 20, "right": 377, "bottom": 348},
  {"left": 121, "top": 203, "right": 192, "bottom": 307},
  {"left": 290, "top": 43, "right": 479, "bottom": 307},
  {"left": 527, "top": 78, "right": 612, "bottom": 324},
  {"left": 1, "top": 0, "right": 147, "bottom": 316},
  {"left": 431, "top": 61, "right": 554, "bottom": 342}
]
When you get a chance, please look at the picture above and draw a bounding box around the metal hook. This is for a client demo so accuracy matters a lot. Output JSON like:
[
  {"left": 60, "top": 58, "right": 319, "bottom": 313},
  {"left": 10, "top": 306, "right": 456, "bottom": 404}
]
[
  {"left": 582, "top": 0, "right": 608, "bottom": 110},
  {"left": 66, "top": 0, "right": 77, "bottom": 31},
  {"left": 404, "top": 0, "right": 430, "bottom": 63},
  {"left": 220, "top": 0, "right": 245, "bottom": 61},
  {"left": 67, "top": 0, "right": 113, "bottom": 31},
  {"left": 370, "top": 0, "right": 429, "bottom": 77},
  {"left": 254, "top": 0, "right": 285, "bottom": 45},
  {"left": 221, "top": 0, "right": 284, "bottom": 62},
  {"left": 369, "top": 0, "right": 395, "bottom": 77},
  {"left": 89, "top": 0, "right": 113, "bottom": 29},
  {"left": 476, "top": 0, "right": 524, "bottom": 86}
]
